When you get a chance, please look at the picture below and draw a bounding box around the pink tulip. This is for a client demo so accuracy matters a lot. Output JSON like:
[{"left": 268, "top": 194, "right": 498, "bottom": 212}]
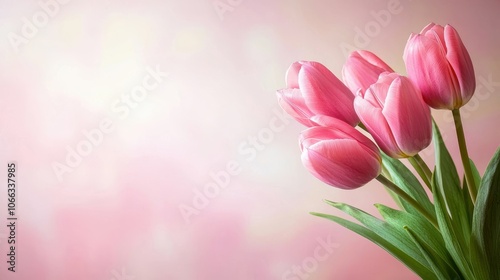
[
  {"left": 276, "top": 61, "right": 359, "bottom": 126},
  {"left": 354, "top": 73, "right": 432, "bottom": 158},
  {"left": 300, "top": 116, "right": 381, "bottom": 189},
  {"left": 404, "top": 23, "right": 476, "bottom": 109},
  {"left": 342, "top": 50, "right": 394, "bottom": 94},
  {"left": 276, "top": 88, "right": 317, "bottom": 127}
]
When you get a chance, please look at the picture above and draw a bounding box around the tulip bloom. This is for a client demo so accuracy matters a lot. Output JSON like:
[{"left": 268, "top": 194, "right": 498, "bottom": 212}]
[
  {"left": 300, "top": 116, "right": 381, "bottom": 189},
  {"left": 404, "top": 23, "right": 475, "bottom": 109},
  {"left": 354, "top": 73, "right": 432, "bottom": 158},
  {"left": 276, "top": 61, "right": 359, "bottom": 126},
  {"left": 342, "top": 50, "right": 394, "bottom": 94}
]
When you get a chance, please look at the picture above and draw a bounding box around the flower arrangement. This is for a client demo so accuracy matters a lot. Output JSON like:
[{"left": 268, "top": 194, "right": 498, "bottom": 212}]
[{"left": 276, "top": 23, "right": 500, "bottom": 279}]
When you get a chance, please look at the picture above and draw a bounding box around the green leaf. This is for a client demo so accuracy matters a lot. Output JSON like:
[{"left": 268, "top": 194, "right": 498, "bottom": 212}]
[
  {"left": 432, "top": 121, "right": 471, "bottom": 252},
  {"left": 376, "top": 204, "right": 457, "bottom": 276},
  {"left": 381, "top": 152, "right": 435, "bottom": 218},
  {"left": 471, "top": 147, "right": 500, "bottom": 279},
  {"left": 311, "top": 210, "right": 436, "bottom": 280},
  {"left": 470, "top": 158, "right": 482, "bottom": 188},
  {"left": 405, "top": 226, "right": 460, "bottom": 280},
  {"left": 322, "top": 201, "right": 438, "bottom": 277},
  {"left": 462, "top": 175, "right": 474, "bottom": 229},
  {"left": 469, "top": 232, "right": 489, "bottom": 280},
  {"left": 432, "top": 173, "right": 474, "bottom": 279},
  {"left": 462, "top": 160, "right": 480, "bottom": 240},
  {"left": 463, "top": 161, "right": 481, "bottom": 277},
  {"left": 380, "top": 164, "right": 405, "bottom": 210}
]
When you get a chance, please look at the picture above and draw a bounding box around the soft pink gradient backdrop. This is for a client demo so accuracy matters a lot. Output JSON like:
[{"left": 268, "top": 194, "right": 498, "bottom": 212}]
[{"left": 0, "top": 0, "right": 499, "bottom": 279}]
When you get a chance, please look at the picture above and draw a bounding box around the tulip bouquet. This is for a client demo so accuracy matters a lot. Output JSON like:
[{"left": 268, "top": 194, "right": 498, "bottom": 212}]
[{"left": 276, "top": 23, "right": 500, "bottom": 279}]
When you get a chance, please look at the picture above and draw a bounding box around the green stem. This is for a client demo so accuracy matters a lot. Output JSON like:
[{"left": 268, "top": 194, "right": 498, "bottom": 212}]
[
  {"left": 380, "top": 163, "right": 406, "bottom": 210},
  {"left": 408, "top": 154, "right": 432, "bottom": 191},
  {"left": 452, "top": 109, "right": 477, "bottom": 204},
  {"left": 413, "top": 154, "right": 433, "bottom": 183},
  {"left": 377, "top": 175, "right": 439, "bottom": 229}
]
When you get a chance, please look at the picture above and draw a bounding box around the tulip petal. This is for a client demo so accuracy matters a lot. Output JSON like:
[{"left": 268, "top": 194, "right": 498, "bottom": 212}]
[
  {"left": 286, "top": 61, "right": 302, "bottom": 88},
  {"left": 300, "top": 125, "right": 357, "bottom": 151},
  {"left": 364, "top": 82, "right": 390, "bottom": 108},
  {"left": 308, "top": 116, "right": 380, "bottom": 159},
  {"left": 382, "top": 77, "right": 432, "bottom": 156},
  {"left": 424, "top": 24, "right": 446, "bottom": 52},
  {"left": 356, "top": 50, "right": 394, "bottom": 72},
  {"left": 404, "top": 35, "right": 460, "bottom": 109},
  {"left": 420, "top": 22, "right": 436, "bottom": 34},
  {"left": 301, "top": 139, "right": 380, "bottom": 189},
  {"left": 444, "top": 25, "right": 476, "bottom": 107},
  {"left": 342, "top": 50, "right": 394, "bottom": 94},
  {"left": 354, "top": 97, "right": 403, "bottom": 158},
  {"left": 342, "top": 59, "right": 377, "bottom": 94},
  {"left": 377, "top": 72, "right": 401, "bottom": 84},
  {"left": 299, "top": 62, "right": 359, "bottom": 126},
  {"left": 276, "top": 88, "right": 316, "bottom": 127}
]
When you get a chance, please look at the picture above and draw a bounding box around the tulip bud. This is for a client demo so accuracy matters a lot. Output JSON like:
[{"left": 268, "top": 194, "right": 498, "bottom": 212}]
[
  {"left": 276, "top": 61, "right": 359, "bottom": 126},
  {"left": 299, "top": 116, "right": 381, "bottom": 189},
  {"left": 354, "top": 73, "right": 432, "bottom": 158},
  {"left": 404, "top": 23, "right": 476, "bottom": 109},
  {"left": 342, "top": 50, "right": 394, "bottom": 94}
]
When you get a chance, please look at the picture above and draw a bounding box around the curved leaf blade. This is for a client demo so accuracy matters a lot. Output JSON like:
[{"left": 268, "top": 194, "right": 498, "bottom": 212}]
[
  {"left": 311, "top": 211, "right": 436, "bottom": 280},
  {"left": 376, "top": 204, "right": 457, "bottom": 276},
  {"left": 471, "top": 147, "right": 500, "bottom": 279},
  {"left": 432, "top": 173, "right": 474, "bottom": 279},
  {"left": 381, "top": 153, "right": 435, "bottom": 218},
  {"left": 405, "top": 226, "right": 460, "bottom": 280},
  {"left": 432, "top": 121, "right": 471, "bottom": 251}
]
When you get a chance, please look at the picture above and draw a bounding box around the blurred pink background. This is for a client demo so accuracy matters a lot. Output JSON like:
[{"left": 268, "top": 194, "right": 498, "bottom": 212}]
[{"left": 0, "top": 0, "right": 499, "bottom": 279}]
